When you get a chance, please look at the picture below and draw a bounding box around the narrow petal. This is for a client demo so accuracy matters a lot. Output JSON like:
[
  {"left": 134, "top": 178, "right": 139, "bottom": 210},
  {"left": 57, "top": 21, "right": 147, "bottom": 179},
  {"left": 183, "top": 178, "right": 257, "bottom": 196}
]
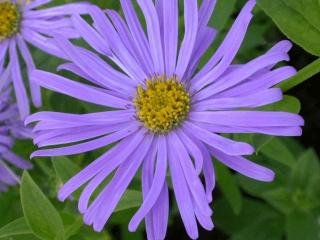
[
  {"left": 176, "top": 128, "right": 203, "bottom": 175},
  {"left": 171, "top": 132, "right": 212, "bottom": 216},
  {"left": 194, "top": 51, "right": 290, "bottom": 101},
  {"left": 22, "top": 29, "right": 67, "bottom": 59},
  {"left": 151, "top": 183, "right": 169, "bottom": 240},
  {"left": 162, "top": 0, "right": 178, "bottom": 76},
  {"left": 9, "top": 40, "right": 30, "bottom": 119},
  {"left": 25, "top": 0, "right": 52, "bottom": 10},
  {"left": 0, "top": 40, "right": 9, "bottom": 68},
  {"left": 189, "top": 111, "right": 304, "bottom": 127},
  {"left": 26, "top": 110, "right": 135, "bottom": 126},
  {"left": 58, "top": 130, "right": 146, "bottom": 201},
  {"left": 136, "top": 0, "right": 164, "bottom": 74},
  {"left": 129, "top": 136, "right": 167, "bottom": 231},
  {"left": 53, "top": 36, "right": 135, "bottom": 96},
  {"left": 198, "top": 0, "right": 217, "bottom": 28},
  {"left": 23, "top": 3, "right": 91, "bottom": 19},
  {"left": 77, "top": 133, "right": 147, "bottom": 214},
  {"left": 85, "top": 135, "right": 154, "bottom": 232},
  {"left": 71, "top": 14, "right": 111, "bottom": 56},
  {"left": 141, "top": 137, "right": 158, "bottom": 240},
  {"left": 107, "top": 9, "right": 154, "bottom": 75},
  {"left": 183, "top": 121, "right": 255, "bottom": 156},
  {"left": 0, "top": 161, "right": 19, "bottom": 185},
  {"left": 89, "top": 6, "right": 147, "bottom": 82},
  {"left": 31, "top": 123, "right": 139, "bottom": 157},
  {"left": 193, "top": 88, "right": 283, "bottom": 111},
  {"left": 186, "top": 27, "right": 217, "bottom": 79},
  {"left": 167, "top": 136, "right": 199, "bottom": 239},
  {"left": 175, "top": 0, "right": 199, "bottom": 78},
  {"left": 191, "top": 0, "right": 255, "bottom": 91},
  {"left": 217, "top": 66, "right": 296, "bottom": 98},
  {"left": 2, "top": 151, "right": 32, "bottom": 169},
  {"left": 36, "top": 124, "right": 129, "bottom": 147},
  {"left": 196, "top": 122, "right": 303, "bottom": 137},
  {"left": 16, "top": 35, "right": 42, "bottom": 108},
  {"left": 119, "top": 0, "right": 154, "bottom": 74},
  {"left": 197, "top": 140, "right": 215, "bottom": 202},
  {"left": 30, "top": 70, "right": 131, "bottom": 109},
  {"left": 193, "top": 202, "right": 214, "bottom": 231},
  {"left": 210, "top": 147, "right": 275, "bottom": 182}
]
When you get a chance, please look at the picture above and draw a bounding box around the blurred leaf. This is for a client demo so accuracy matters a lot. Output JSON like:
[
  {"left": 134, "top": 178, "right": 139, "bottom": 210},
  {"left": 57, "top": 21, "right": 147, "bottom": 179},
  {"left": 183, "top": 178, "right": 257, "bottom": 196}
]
[
  {"left": 257, "top": 0, "right": 320, "bottom": 56},
  {"left": 20, "top": 172, "right": 65, "bottom": 240},
  {"left": 253, "top": 135, "right": 273, "bottom": 153},
  {"left": 262, "top": 188, "right": 294, "bottom": 214},
  {"left": 0, "top": 218, "right": 31, "bottom": 239},
  {"left": 232, "top": 213, "right": 283, "bottom": 240},
  {"left": 0, "top": 190, "right": 23, "bottom": 227},
  {"left": 0, "top": 234, "right": 39, "bottom": 240},
  {"left": 52, "top": 157, "right": 80, "bottom": 183},
  {"left": 260, "top": 95, "right": 301, "bottom": 113},
  {"left": 260, "top": 137, "right": 296, "bottom": 167},
  {"left": 49, "top": 92, "right": 86, "bottom": 114},
  {"left": 60, "top": 212, "right": 83, "bottom": 240},
  {"left": 291, "top": 149, "right": 320, "bottom": 190},
  {"left": 214, "top": 198, "right": 285, "bottom": 239},
  {"left": 210, "top": 0, "right": 237, "bottom": 30},
  {"left": 121, "top": 224, "right": 144, "bottom": 240},
  {"left": 215, "top": 162, "right": 243, "bottom": 215},
  {"left": 286, "top": 209, "right": 320, "bottom": 240},
  {"left": 69, "top": 228, "right": 112, "bottom": 240},
  {"left": 115, "top": 190, "right": 142, "bottom": 212}
]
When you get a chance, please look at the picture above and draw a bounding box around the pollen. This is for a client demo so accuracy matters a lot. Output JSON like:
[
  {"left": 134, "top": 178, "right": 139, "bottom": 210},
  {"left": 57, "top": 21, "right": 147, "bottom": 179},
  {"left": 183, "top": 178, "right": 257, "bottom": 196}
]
[
  {"left": 134, "top": 75, "right": 190, "bottom": 134},
  {"left": 0, "top": 2, "right": 20, "bottom": 41}
]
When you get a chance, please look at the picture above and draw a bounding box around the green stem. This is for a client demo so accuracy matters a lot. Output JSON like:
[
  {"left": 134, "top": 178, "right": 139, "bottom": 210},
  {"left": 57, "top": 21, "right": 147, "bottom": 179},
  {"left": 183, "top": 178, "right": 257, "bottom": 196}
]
[{"left": 277, "top": 58, "right": 320, "bottom": 92}]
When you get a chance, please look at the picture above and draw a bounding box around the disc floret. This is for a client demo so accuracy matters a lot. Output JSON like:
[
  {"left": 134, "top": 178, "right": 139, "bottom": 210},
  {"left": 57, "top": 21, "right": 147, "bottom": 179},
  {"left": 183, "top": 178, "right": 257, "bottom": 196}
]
[
  {"left": 0, "top": 2, "right": 20, "bottom": 41},
  {"left": 134, "top": 76, "right": 190, "bottom": 134}
]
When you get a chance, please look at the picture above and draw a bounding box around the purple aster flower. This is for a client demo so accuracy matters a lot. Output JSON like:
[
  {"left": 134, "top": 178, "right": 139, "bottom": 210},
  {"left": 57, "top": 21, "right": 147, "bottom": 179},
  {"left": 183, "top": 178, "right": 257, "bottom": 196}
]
[
  {"left": 0, "top": 68, "right": 32, "bottom": 192},
  {"left": 26, "top": 0, "right": 304, "bottom": 239},
  {"left": 0, "top": 0, "right": 90, "bottom": 119}
]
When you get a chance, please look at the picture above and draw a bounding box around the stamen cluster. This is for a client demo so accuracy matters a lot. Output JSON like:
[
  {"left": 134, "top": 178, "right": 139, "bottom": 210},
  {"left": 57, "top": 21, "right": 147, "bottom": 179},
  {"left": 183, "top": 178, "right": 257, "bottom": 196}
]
[
  {"left": 134, "top": 76, "right": 190, "bottom": 134},
  {"left": 0, "top": 2, "right": 20, "bottom": 41}
]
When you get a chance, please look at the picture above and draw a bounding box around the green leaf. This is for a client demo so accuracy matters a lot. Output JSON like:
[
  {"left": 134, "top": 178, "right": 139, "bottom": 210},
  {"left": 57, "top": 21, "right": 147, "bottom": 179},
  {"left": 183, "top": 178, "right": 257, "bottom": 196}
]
[
  {"left": 260, "top": 95, "right": 301, "bottom": 113},
  {"left": 60, "top": 212, "right": 83, "bottom": 240},
  {"left": 291, "top": 149, "right": 320, "bottom": 190},
  {"left": 52, "top": 156, "right": 80, "bottom": 183},
  {"left": 0, "top": 189, "right": 23, "bottom": 227},
  {"left": 115, "top": 190, "right": 142, "bottom": 212},
  {"left": 260, "top": 137, "right": 296, "bottom": 167},
  {"left": 69, "top": 228, "right": 112, "bottom": 240},
  {"left": 0, "top": 218, "right": 31, "bottom": 239},
  {"left": 262, "top": 188, "right": 294, "bottom": 214},
  {"left": 257, "top": 0, "right": 320, "bottom": 56},
  {"left": 20, "top": 172, "right": 65, "bottom": 240},
  {"left": 215, "top": 162, "right": 243, "bottom": 215},
  {"left": 0, "top": 234, "right": 39, "bottom": 240},
  {"left": 210, "top": 0, "right": 237, "bottom": 30},
  {"left": 232, "top": 213, "right": 283, "bottom": 240},
  {"left": 214, "top": 198, "right": 285, "bottom": 238},
  {"left": 285, "top": 0, "right": 320, "bottom": 32},
  {"left": 277, "top": 58, "right": 320, "bottom": 92},
  {"left": 286, "top": 209, "right": 320, "bottom": 240}
]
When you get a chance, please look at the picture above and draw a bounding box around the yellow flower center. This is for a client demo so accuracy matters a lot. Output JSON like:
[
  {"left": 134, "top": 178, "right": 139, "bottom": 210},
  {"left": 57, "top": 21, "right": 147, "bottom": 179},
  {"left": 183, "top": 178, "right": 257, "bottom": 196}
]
[
  {"left": 134, "top": 76, "right": 190, "bottom": 134},
  {"left": 0, "top": 2, "right": 20, "bottom": 41}
]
